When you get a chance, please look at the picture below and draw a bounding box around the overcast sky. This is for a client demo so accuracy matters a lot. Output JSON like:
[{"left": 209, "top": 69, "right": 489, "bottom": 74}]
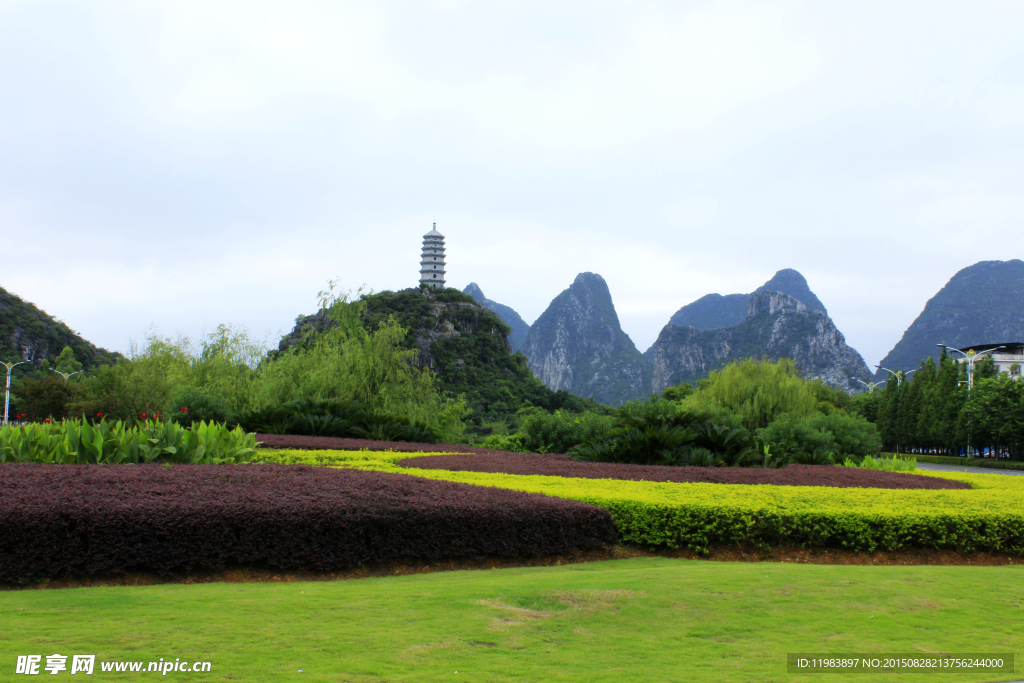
[{"left": 2, "top": 1, "right": 1023, "bottom": 368}]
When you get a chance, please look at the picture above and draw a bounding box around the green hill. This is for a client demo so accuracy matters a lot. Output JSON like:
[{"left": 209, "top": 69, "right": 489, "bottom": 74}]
[
  {"left": 0, "top": 286, "right": 120, "bottom": 371},
  {"left": 280, "top": 287, "right": 599, "bottom": 427}
]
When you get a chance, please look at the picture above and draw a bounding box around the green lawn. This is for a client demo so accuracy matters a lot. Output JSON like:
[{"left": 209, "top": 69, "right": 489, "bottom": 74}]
[{"left": 2, "top": 558, "right": 1022, "bottom": 682}]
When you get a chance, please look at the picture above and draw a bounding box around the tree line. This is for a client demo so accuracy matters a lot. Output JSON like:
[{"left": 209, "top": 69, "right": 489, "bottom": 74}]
[{"left": 861, "top": 350, "right": 1024, "bottom": 458}]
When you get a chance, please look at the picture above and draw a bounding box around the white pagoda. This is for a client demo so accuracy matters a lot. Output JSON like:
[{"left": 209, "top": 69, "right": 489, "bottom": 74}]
[{"left": 419, "top": 223, "right": 446, "bottom": 289}]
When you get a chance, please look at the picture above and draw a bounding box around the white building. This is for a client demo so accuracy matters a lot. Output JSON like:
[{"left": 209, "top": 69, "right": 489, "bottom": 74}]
[{"left": 419, "top": 224, "right": 446, "bottom": 289}]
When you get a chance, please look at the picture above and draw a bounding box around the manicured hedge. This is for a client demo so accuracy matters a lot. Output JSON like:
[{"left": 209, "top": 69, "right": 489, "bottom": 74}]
[
  {"left": 398, "top": 453, "right": 969, "bottom": 490},
  {"left": 258, "top": 450, "right": 1024, "bottom": 555},
  {"left": 912, "top": 454, "right": 1024, "bottom": 471},
  {"left": 0, "top": 463, "right": 617, "bottom": 582}
]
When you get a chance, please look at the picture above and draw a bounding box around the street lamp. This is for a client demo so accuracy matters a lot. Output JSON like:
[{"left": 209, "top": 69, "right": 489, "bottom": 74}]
[
  {"left": 936, "top": 344, "right": 1004, "bottom": 391},
  {"left": 50, "top": 368, "right": 84, "bottom": 382},
  {"left": 854, "top": 378, "right": 886, "bottom": 392},
  {"left": 2, "top": 360, "right": 30, "bottom": 426},
  {"left": 876, "top": 366, "right": 918, "bottom": 386},
  {"left": 938, "top": 343, "right": 1004, "bottom": 459}
]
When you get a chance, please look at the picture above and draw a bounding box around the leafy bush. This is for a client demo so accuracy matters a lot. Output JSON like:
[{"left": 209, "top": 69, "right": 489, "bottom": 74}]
[
  {"left": 516, "top": 409, "right": 612, "bottom": 453},
  {"left": 230, "top": 397, "right": 438, "bottom": 443},
  {"left": 759, "top": 412, "right": 881, "bottom": 459},
  {"left": 0, "top": 464, "right": 618, "bottom": 582},
  {"left": 169, "top": 387, "right": 229, "bottom": 427},
  {"left": 846, "top": 455, "right": 917, "bottom": 472},
  {"left": 568, "top": 398, "right": 756, "bottom": 467},
  {"left": 691, "top": 358, "right": 820, "bottom": 429},
  {"left": 0, "top": 418, "right": 256, "bottom": 464}
]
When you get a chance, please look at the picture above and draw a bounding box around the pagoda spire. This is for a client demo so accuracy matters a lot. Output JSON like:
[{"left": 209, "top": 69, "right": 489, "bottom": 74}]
[{"left": 419, "top": 223, "right": 446, "bottom": 289}]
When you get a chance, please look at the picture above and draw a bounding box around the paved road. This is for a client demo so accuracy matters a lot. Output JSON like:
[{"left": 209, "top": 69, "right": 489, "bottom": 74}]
[{"left": 916, "top": 463, "right": 1024, "bottom": 476}]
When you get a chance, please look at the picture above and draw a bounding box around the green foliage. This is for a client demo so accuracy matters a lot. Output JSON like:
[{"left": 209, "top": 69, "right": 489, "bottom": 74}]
[
  {"left": 759, "top": 412, "right": 881, "bottom": 460},
  {"left": 691, "top": 358, "right": 820, "bottom": 430},
  {"left": 53, "top": 346, "right": 83, "bottom": 374},
  {"left": 0, "top": 286, "right": 120, "bottom": 369},
  {"left": 512, "top": 409, "right": 612, "bottom": 453},
  {"left": 231, "top": 397, "right": 440, "bottom": 443},
  {"left": 10, "top": 376, "right": 80, "bottom": 421},
  {"left": 869, "top": 349, "right": 1024, "bottom": 458},
  {"left": 568, "top": 397, "right": 757, "bottom": 467},
  {"left": 170, "top": 387, "right": 230, "bottom": 427},
  {"left": 660, "top": 383, "right": 694, "bottom": 402},
  {"left": 259, "top": 288, "right": 465, "bottom": 441},
  {"left": 0, "top": 418, "right": 256, "bottom": 464},
  {"left": 354, "top": 287, "right": 604, "bottom": 429},
  {"left": 845, "top": 455, "right": 917, "bottom": 472}
]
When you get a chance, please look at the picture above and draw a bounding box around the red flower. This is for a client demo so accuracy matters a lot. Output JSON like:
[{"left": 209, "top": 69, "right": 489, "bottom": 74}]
[
  {"left": 15, "top": 413, "right": 25, "bottom": 419},
  {"left": 181, "top": 407, "right": 188, "bottom": 413},
  {"left": 96, "top": 412, "right": 103, "bottom": 418},
  {"left": 141, "top": 413, "right": 148, "bottom": 419},
  {"left": 43, "top": 418, "right": 51, "bottom": 424}
]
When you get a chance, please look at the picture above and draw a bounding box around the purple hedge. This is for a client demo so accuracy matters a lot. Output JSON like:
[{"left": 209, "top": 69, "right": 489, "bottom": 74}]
[{"left": 0, "top": 464, "right": 617, "bottom": 582}]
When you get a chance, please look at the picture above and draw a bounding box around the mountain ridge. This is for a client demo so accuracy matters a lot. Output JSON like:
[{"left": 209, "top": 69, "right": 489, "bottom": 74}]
[
  {"left": 523, "top": 272, "right": 652, "bottom": 405},
  {"left": 874, "top": 259, "right": 1024, "bottom": 379}
]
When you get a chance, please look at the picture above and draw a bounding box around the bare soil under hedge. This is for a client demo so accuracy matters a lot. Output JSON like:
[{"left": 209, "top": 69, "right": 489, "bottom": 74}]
[
  {"left": 398, "top": 453, "right": 970, "bottom": 490},
  {"left": 9, "top": 545, "right": 1022, "bottom": 590},
  {"left": 0, "top": 463, "right": 616, "bottom": 583}
]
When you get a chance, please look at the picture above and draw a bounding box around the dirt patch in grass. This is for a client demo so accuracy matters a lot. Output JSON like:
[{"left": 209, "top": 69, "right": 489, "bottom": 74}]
[
  {"left": 7, "top": 545, "right": 1023, "bottom": 591},
  {"left": 398, "top": 453, "right": 969, "bottom": 490}
]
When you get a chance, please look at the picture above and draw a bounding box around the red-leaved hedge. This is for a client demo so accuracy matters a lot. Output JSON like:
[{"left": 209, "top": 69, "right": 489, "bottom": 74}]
[
  {"left": 398, "top": 453, "right": 970, "bottom": 490},
  {"left": 0, "top": 464, "right": 617, "bottom": 582}
]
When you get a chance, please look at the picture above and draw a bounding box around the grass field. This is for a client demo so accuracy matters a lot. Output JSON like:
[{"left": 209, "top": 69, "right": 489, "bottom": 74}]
[{"left": 3, "top": 558, "right": 1022, "bottom": 682}]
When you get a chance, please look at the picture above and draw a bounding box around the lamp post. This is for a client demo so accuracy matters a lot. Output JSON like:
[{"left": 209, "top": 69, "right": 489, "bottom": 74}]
[
  {"left": 854, "top": 378, "right": 886, "bottom": 392},
  {"left": 876, "top": 366, "right": 918, "bottom": 386},
  {"left": 938, "top": 344, "right": 1004, "bottom": 458},
  {"left": 937, "top": 344, "right": 1004, "bottom": 391},
  {"left": 50, "top": 368, "right": 84, "bottom": 382},
  {"left": 2, "top": 360, "right": 30, "bottom": 426}
]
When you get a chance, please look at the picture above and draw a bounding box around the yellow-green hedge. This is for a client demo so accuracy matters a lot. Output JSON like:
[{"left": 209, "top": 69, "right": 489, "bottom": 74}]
[{"left": 258, "top": 449, "right": 1024, "bottom": 554}]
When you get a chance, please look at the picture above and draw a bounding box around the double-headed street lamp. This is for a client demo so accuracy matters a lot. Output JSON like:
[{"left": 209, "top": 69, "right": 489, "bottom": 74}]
[
  {"left": 50, "top": 368, "right": 84, "bottom": 382},
  {"left": 937, "top": 344, "right": 1004, "bottom": 391},
  {"left": 2, "top": 360, "right": 30, "bottom": 426},
  {"left": 854, "top": 378, "right": 886, "bottom": 392},
  {"left": 876, "top": 366, "right": 917, "bottom": 386},
  {"left": 937, "top": 344, "right": 1004, "bottom": 459}
]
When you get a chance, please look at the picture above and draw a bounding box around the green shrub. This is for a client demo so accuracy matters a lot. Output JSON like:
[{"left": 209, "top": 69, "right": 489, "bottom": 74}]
[
  {"left": 759, "top": 412, "right": 881, "bottom": 459},
  {"left": 0, "top": 418, "right": 256, "bottom": 464},
  {"left": 169, "top": 387, "right": 229, "bottom": 427},
  {"left": 229, "top": 397, "right": 439, "bottom": 443},
  {"left": 517, "top": 409, "right": 612, "bottom": 453},
  {"left": 568, "top": 398, "right": 757, "bottom": 466},
  {"left": 845, "top": 455, "right": 916, "bottom": 472}
]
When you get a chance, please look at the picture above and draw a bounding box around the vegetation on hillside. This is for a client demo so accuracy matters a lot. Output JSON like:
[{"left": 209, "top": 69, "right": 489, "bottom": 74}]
[{"left": 0, "top": 285, "right": 120, "bottom": 370}]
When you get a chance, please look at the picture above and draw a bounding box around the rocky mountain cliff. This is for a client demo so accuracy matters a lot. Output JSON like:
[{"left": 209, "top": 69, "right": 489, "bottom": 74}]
[
  {"left": 669, "top": 268, "right": 826, "bottom": 330},
  {"left": 462, "top": 283, "right": 531, "bottom": 352},
  {"left": 0, "top": 285, "right": 119, "bottom": 369},
  {"left": 647, "top": 291, "right": 871, "bottom": 393},
  {"left": 523, "top": 272, "right": 652, "bottom": 405},
  {"left": 875, "top": 260, "right": 1024, "bottom": 379}
]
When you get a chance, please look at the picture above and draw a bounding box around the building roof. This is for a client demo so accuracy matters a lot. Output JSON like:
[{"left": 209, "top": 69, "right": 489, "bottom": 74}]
[
  {"left": 423, "top": 230, "right": 444, "bottom": 238},
  {"left": 953, "top": 342, "right": 1024, "bottom": 354}
]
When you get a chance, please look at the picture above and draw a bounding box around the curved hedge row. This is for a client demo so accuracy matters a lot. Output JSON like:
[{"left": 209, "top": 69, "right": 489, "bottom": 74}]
[
  {"left": 258, "top": 449, "right": 1024, "bottom": 554},
  {"left": 0, "top": 463, "right": 617, "bottom": 582}
]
